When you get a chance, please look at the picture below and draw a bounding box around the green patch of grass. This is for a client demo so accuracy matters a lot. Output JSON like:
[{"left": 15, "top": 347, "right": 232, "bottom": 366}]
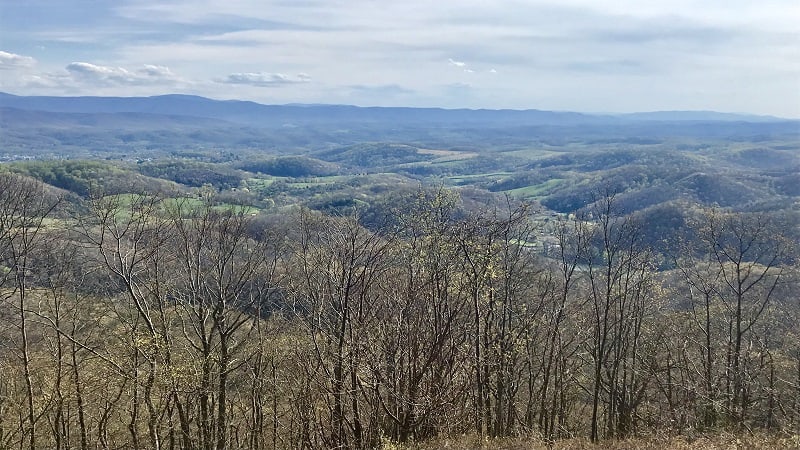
[
  {"left": 213, "top": 203, "right": 260, "bottom": 214},
  {"left": 246, "top": 177, "right": 275, "bottom": 188},
  {"left": 159, "top": 197, "right": 259, "bottom": 215},
  {"left": 501, "top": 149, "right": 564, "bottom": 159},
  {"left": 506, "top": 178, "right": 564, "bottom": 198},
  {"left": 449, "top": 172, "right": 512, "bottom": 184},
  {"left": 286, "top": 181, "right": 335, "bottom": 189},
  {"left": 160, "top": 196, "right": 204, "bottom": 211}
]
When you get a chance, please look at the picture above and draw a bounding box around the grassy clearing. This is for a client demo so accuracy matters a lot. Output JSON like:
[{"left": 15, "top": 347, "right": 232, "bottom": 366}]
[
  {"left": 416, "top": 148, "right": 465, "bottom": 156},
  {"left": 106, "top": 196, "right": 261, "bottom": 216},
  {"left": 506, "top": 178, "right": 564, "bottom": 198},
  {"left": 246, "top": 177, "right": 275, "bottom": 188},
  {"left": 417, "top": 148, "right": 479, "bottom": 163},
  {"left": 214, "top": 203, "right": 259, "bottom": 214},
  {"left": 501, "top": 149, "right": 565, "bottom": 159},
  {"left": 449, "top": 172, "right": 513, "bottom": 184},
  {"left": 286, "top": 181, "right": 330, "bottom": 188},
  {"left": 430, "top": 154, "right": 479, "bottom": 163}
]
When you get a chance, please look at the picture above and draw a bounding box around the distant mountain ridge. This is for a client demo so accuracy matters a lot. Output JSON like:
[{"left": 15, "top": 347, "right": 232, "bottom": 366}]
[
  {"left": 619, "top": 111, "right": 785, "bottom": 122},
  {"left": 0, "top": 92, "right": 791, "bottom": 127},
  {"left": 0, "top": 106, "right": 237, "bottom": 129},
  {"left": 0, "top": 92, "right": 594, "bottom": 126}
]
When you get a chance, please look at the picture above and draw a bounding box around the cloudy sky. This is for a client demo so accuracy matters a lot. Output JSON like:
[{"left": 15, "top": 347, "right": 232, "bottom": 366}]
[{"left": 1, "top": 0, "right": 798, "bottom": 117}]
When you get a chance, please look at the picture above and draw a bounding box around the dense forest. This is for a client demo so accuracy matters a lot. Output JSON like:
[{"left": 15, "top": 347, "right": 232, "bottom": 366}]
[{"left": 0, "top": 169, "right": 797, "bottom": 449}]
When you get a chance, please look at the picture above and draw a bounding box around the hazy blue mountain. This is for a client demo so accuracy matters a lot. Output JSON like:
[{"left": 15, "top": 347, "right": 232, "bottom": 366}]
[
  {"left": 0, "top": 92, "right": 602, "bottom": 126},
  {"left": 0, "top": 106, "right": 235, "bottom": 129},
  {"left": 1, "top": 92, "right": 798, "bottom": 157},
  {"left": 620, "top": 110, "right": 785, "bottom": 122},
  {"left": 2, "top": 92, "right": 792, "bottom": 127}
]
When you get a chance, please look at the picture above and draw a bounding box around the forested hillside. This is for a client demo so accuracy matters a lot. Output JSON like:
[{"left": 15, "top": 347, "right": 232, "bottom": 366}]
[{"left": 0, "top": 170, "right": 797, "bottom": 449}]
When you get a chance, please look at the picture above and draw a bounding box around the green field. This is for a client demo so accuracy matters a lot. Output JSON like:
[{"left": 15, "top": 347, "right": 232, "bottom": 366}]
[{"left": 505, "top": 178, "right": 565, "bottom": 198}]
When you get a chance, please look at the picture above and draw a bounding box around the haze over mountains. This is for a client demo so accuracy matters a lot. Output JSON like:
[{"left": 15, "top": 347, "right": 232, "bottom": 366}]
[
  {"left": 2, "top": 92, "right": 798, "bottom": 162},
  {"left": 0, "top": 91, "right": 795, "bottom": 128},
  {"left": 1, "top": 88, "right": 798, "bottom": 297}
]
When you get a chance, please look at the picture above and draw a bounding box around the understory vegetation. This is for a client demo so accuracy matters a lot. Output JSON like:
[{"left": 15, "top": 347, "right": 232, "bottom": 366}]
[{"left": 1, "top": 171, "right": 798, "bottom": 450}]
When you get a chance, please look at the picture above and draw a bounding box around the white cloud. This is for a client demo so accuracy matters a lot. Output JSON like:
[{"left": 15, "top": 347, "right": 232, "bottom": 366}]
[
  {"left": 448, "top": 58, "right": 466, "bottom": 68},
  {"left": 65, "top": 62, "right": 182, "bottom": 85},
  {"left": 218, "top": 72, "right": 311, "bottom": 87},
  {"left": 0, "top": 51, "right": 36, "bottom": 70},
  {"left": 67, "top": 62, "right": 123, "bottom": 77},
  {"left": 140, "top": 64, "right": 175, "bottom": 78},
  {"left": 24, "top": 73, "right": 71, "bottom": 89}
]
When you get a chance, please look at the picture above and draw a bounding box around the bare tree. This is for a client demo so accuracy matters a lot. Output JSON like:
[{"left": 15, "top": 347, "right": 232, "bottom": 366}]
[
  {"left": 674, "top": 234, "right": 725, "bottom": 428},
  {"left": 454, "top": 201, "right": 544, "bottom": 437},
  {"left": 690, "top": 209, "right": 791, "bottom": 427},
  {"left": 583, "top": 192, "right": 660, "bottom": 441},
  {"left": 287, "top": 207, "right": 394, "bottom": 449},
  {"left": 168, "top": 197, "right": 283, "bottom": 450},
  {"left": 80, "top": 191, "right": 175, "bottom": 450},
  {"left": 369, "top": 189, "right": 471, "bottom": 443},
  {"left": 530, "top": 213, "right": 592, "bottom": 440},
  {"left": 0, "top": 173, "right": 60, "bottom": 450}
]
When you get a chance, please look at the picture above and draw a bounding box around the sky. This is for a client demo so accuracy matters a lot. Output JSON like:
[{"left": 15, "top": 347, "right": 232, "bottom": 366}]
[{"left": 0, "top": 0, "right": 798, "bottom": 117}]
